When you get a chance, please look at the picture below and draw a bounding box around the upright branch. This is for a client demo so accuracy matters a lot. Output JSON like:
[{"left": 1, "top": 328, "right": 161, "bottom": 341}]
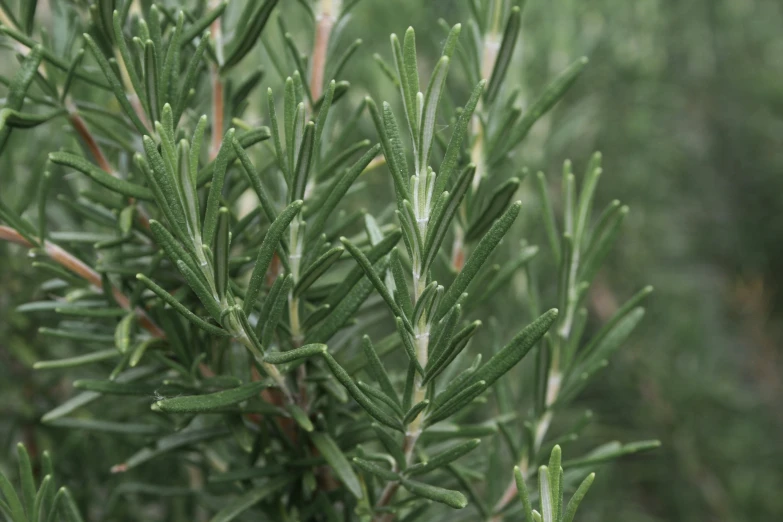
[
  {"left": 364, "top": 25, "right": 558, "bottom": 519},
  {"left": 310, "top": 0, "right": 339, "bottom": 102},
  {"left": 209, "top": 0, "right": 225, "bottom": 159}
]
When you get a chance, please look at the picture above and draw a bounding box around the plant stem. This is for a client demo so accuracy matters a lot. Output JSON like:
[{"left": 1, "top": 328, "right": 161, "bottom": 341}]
[
  {"left": 451, "top": 5, "right": 503, "bottom": 271},
  {"left": 67, "top": 106, "right": 112, "bottom": 174},
  {"left": 0, "top": 225, "right": 165, "bottom": 338},
  {"left": 310, "top": 0, "right": 339, "bottom": 103},
  {"left": 287, "top": 218, "right": 306, "bottom": 405},
  {"left": 374, "top": 242, "right": 430, "bottom": 520},
  {"left": 209, "top": 2, "right": 225, "bottom": 159}
]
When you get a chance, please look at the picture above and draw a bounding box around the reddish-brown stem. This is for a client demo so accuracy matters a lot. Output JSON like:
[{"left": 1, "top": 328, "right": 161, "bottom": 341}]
[
  {"left": 0, "top": 225, "right": 165, "bottom": 338},
  {"left": 209, "top": 10, "right": 225, "bottom": 160},
  {"left": 68, "top": 111, "right": 113, "bottom": 174},
  {"left": 310, "top": 6, "right": 336, "bottom": 102},
  {"left": 210, "top": 66, "right": 224, "bottom": 159},
  {"left": 492, "top": 478, "right": 524, "bottom": 521},
  {"left": 66, "top": 104, "right": 152, "bottom": 229},
  {"left": 373, "top": 433, "right": 417, "bottom": 521}
]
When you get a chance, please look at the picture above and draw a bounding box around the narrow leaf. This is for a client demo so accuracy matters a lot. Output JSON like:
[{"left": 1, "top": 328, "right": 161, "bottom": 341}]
[
  {"left": 209, "top": 478, "right": 292, "bottom": 522},
  {"left": 352, "top": 458, "right": 399, "bottom": 481},
  {"left": 400, "top": 478, "right": 467, "bottom": 509},
  {"left": 50, "top": 152, "right": 153, "bottom": 200},
  {"left": 153, "top": 382, "right": 267, "bottom": 413},
  {"left": 423, "top": 164, "right": 475, "bottom": 272},
  {"left": 264, "top": 344, "right": 326, "bottom": 364},
  {"left": 468, "top": 309, "right": 558, "bottom": 389},
  {"left": 466, "top": 176, "right": 520, "bottom": 242},
  {"left": 321, "top": 351, "right": 402, "bottom": 431},
  {"left": 310, "top": 432, "right": 363, "bottom": 499},
  {"left": 406, "top": 439, "right": 480, "bottom": 476},
  {"left": 434, "top": 80, "right": 485, "bottom": 196},
  {"left": 418, "top": 56, "right": 450, "bottom": 171},
  {"left": 492, "top": 57, "right": 589, "bottom": 162},
  {"left": 426, "top": 380, "right": 486, "bottom": 426},
  {"left": 361, "top": 335, "right": 399, "bottom": 405},
  {"left": 435, "top": 201, "right": 521, "bottom": 321},
  {"left": 562, "top": 473, "right": 595, "bottom": 522},
  {"left": 203, "top": 129, "right": 237, "bottom": 245},
  {"left": 294, "top": 247, "right": 343, "bottom": 297},
  {"left": 485, "top": 7, "right": 521, "bottom": 103},
  {"left": 244, "top": 200, "right": 303, "bottom": 314},
  {"left": 307, "top": 144, "right": 380, "bottom": 242},
  {"left": 342, "top": 237, "right": 409, "bottom": 330},
  {"left": 222, "top": 0, "right": 278, "bottom": 70}
]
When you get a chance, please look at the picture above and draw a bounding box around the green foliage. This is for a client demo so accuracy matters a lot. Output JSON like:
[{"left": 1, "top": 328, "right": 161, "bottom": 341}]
[
  {"left": 0, "top": 0, "right": 674, "bottom": 521},
  {"left": 0, "top": 444, "right": 84, "bottom": 522}
]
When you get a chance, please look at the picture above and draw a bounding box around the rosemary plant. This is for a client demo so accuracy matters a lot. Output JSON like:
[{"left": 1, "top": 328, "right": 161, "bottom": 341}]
[{"left": 0, "top": 1, "right": 657, "bottom": 521}]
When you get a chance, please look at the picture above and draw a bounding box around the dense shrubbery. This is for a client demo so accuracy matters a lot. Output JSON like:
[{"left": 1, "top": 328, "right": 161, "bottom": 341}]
[{"left": 1, "top": 1, "right": 781, "bottom": 521}]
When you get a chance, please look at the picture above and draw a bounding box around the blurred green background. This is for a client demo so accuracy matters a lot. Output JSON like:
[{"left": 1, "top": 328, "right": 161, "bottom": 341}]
[{"left": 1, "top": 1, "right": 782, "bottom": 521}]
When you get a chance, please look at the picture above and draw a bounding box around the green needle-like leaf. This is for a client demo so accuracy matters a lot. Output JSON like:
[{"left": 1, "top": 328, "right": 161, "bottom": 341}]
[
  {"left": 57, "top": 488, "right": 85, "bottom": 522},
  {"left": 307, "top": 144, "right": 380, "bottom": 243},
  {"left": 16, "top": 443, "right": 35, "bottom": 520},
  {"left": 244, "top": 200, "right": 303, "bottom": 314},
  {"left": 423, "top": 164, "right": 475, "bottom": 272},
  {"left": 321, "top": 350, "right": 402, "bottom": 431},
  {"left": 294, "top": 247, "right": 343, "bottom": 297},
  {"left": 381, "top": 101, "right": 412, "bottom": 205},
  {"left": 548, "top": 446, "right": 562, "bottom": 521},
  {"left": 535, "top": 171, "right": 561, "bottom": 264},
  {"left": 514, "top": 466, "right": 535, "bottom": 522},
  {"left": 153, "top": 381, "right": 267, "bottom": 413},
  {"left": 361, "top": 335, "right": 399, "bottom": 406},
  {"left": 0, "top": 471, "right": 26, "bottom": 522},
  {"left": 0, "top": 107, "right": 66, "bottom": 129},
  {"left": 260, "top": 275, "right": 293, "bottom": 348},
  {"left": 435, "top": 201, "right": 522, "bottom": 321},
  {"left": 342, "top": 237, "right": 410, "bottom": 331},
  {"left": 406, "top": 439, "right": 480, "bottom": 476},
  {"left": 49, "top": 152, "right": 153, "bottom": 200},
  {"left": 292, "top": 121, "right": 315, "bottom": 201},
  {"left": 222, "top": 0, "right": 279, "bottom": 70},
  {"left": 264, "top": 343, "right": 326, "bottom": 364},
  {"left": 180, "top": 2, "right": 226, "bottom": 47},
  {"left": 467, "top": 309, "right": 558, "bottom": 390},
  {"left": 176, "top": 259, "right": 222, "bottom": 322},
  {"left": 352, "top": 458, "right": 399, "bottom": 481},
  {"left": 286, "top": 403, "right": 314, "bottom": 432},
  {"left": 400, "top": 477, "right": 467, "bottom": 509},
  {"left": 83, "top": 34, "right": 148, "bottom": 134},
  {"left": 418, "top": 56, "right": 450, "bottom": 172},
  {"left": 310, "top": 432, "right": 363, "bottom": 499},
  {"left": 114, "top": 313, "right": 135, "bottom": 354},
  {"left": 562, "top": 473, "right": 595, "bottom": 522},
  {"left": 0, "top": 44, "right": 42, "bottom": 153},
  {"left": 203, "top": 129, "right": 236, "bottom": 246},
  {"left": 425, "top": 320, "right": 481, "bottom": 384},
  {"left": 485, "top": 7, "right": 521, "bottom": 103},
  {"left": 492, "top": 57, "right": 589, "bottom": 163},
  {"left": 466, "top": 176, "right": 520, "bottom": 242},
  {"left": 322, "top": 230, "right": 400, "bottom": 309},
  {"left": 232, "top": 137, "right": 276, "bottom": 223},
  {"left": 434, "top": 79, "right": 485, "bottom": 196},
  {"left": 538, "top": 466, "right": 554, "bottom": 522},
  {"left": 34, "top": 349, "right": 119, "bottom": 370},
  {"left": 208, "top": 478, "right": 292, "bottom": 522},
  {"left": 112, "top": 11, "right": 149, "bottom": 116},
  {"left": 213, "top": 208, "right": 231, "bottom": 300}
]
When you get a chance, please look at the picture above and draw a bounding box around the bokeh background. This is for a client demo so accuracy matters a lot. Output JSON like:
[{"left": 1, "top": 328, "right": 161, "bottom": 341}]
[{"left": 1, "top": 1, "right": 782, "bottom": 521}]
